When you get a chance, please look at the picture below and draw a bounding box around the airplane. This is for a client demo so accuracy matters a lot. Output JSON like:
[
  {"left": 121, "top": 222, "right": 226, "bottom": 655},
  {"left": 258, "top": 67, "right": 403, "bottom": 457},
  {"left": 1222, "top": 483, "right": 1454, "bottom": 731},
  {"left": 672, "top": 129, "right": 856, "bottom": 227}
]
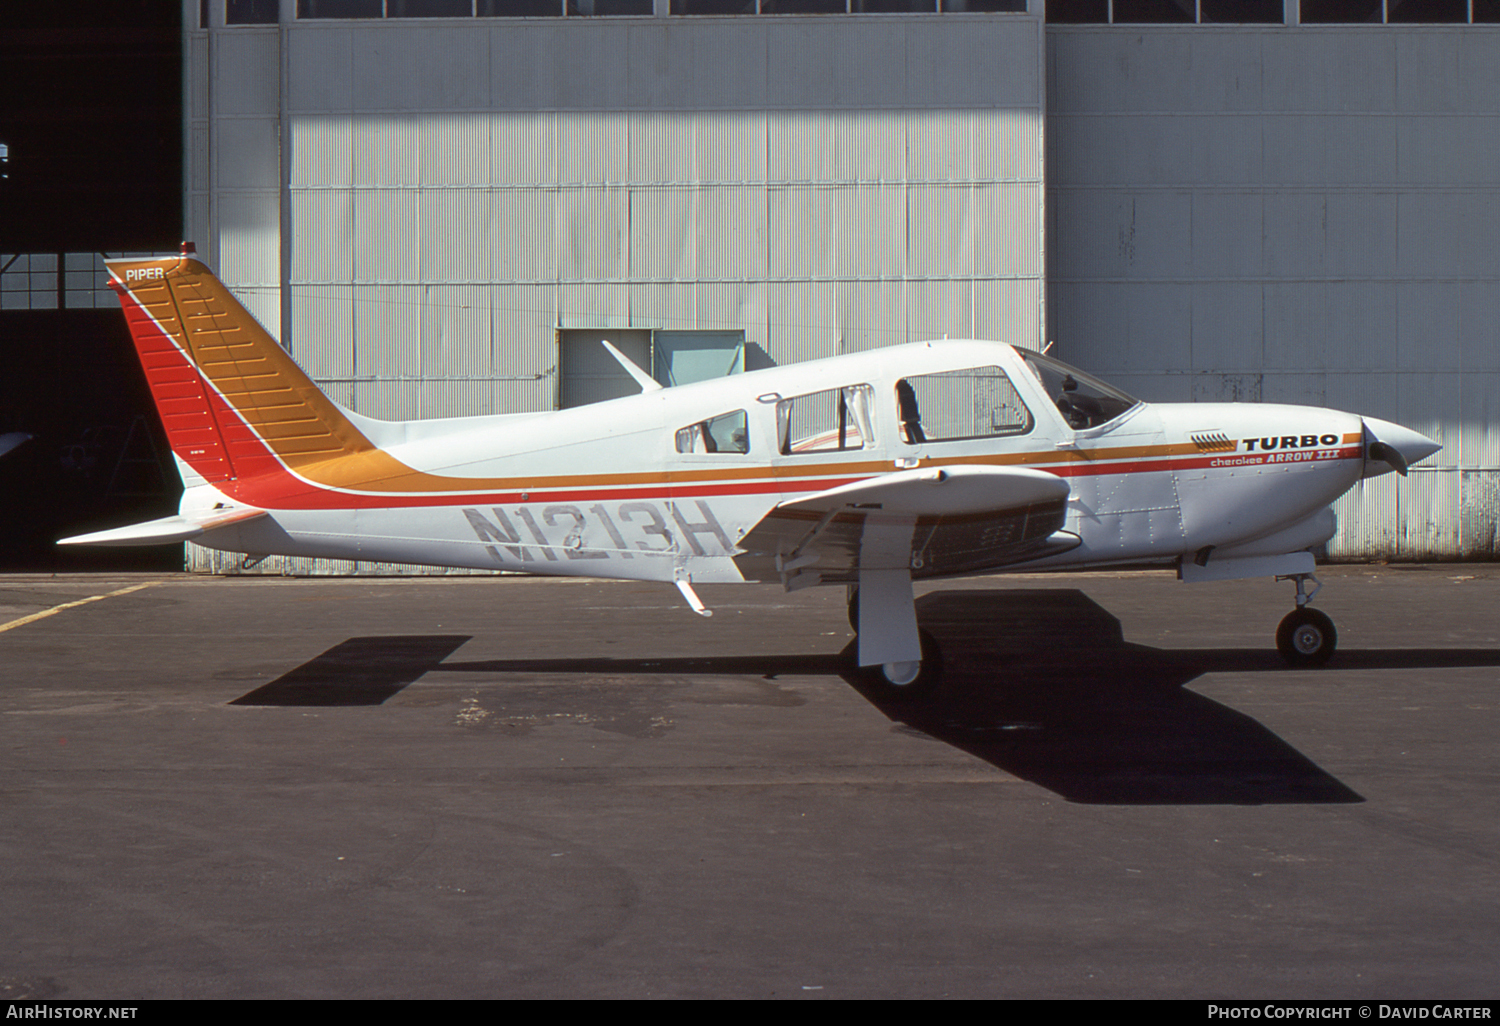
[{"left": 61, "top": 244, "right": 1441, "bottom": 697}]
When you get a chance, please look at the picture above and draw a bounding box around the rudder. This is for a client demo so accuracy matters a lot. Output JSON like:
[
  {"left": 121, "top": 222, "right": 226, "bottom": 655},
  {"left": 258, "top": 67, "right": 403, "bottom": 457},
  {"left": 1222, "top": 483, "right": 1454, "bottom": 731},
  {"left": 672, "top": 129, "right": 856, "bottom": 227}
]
[{"left": 107, "top": 247, "right": 374, "bottom": 486}]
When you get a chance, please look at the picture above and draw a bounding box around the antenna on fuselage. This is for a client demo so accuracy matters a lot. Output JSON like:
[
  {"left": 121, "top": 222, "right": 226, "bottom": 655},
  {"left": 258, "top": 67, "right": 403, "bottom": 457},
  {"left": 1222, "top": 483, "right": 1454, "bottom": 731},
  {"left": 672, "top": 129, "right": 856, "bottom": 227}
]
[{"left": 601, "top": 339, "right": 663, "bottom": 393}]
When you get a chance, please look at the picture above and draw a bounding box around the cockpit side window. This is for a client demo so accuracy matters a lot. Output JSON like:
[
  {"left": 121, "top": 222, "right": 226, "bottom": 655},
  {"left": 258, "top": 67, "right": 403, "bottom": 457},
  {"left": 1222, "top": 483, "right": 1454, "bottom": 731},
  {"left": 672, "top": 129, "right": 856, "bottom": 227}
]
[
  {"left": 894, "top": 366, "right": 1032, "bottom": 444},
  {"left": 1019, "top": 350, "right": 1139, "bottom": 431},
  {"left": 675, "top": 409, "right": 750, "bottom": 455},
  {"left": 777, "top": 385, "right": 874, "bottom": 454}
]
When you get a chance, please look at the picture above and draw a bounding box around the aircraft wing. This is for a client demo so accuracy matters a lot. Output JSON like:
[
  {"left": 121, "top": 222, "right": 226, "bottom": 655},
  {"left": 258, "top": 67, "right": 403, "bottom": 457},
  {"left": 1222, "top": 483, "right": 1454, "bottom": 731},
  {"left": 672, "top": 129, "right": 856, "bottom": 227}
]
[
  {"left": 733, "top": 465, "right": 1078, "bottom": 589},
  {"left": 57, "top": 506, "right": 268, "bottom": 548}
]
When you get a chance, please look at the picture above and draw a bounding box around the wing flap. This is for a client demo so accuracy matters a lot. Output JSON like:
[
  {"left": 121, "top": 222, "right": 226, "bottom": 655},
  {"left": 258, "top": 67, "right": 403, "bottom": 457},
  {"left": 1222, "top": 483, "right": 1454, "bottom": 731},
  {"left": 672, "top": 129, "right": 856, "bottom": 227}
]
[{"left": 734, "top": 465, "right": 1077, "bottom": 586}]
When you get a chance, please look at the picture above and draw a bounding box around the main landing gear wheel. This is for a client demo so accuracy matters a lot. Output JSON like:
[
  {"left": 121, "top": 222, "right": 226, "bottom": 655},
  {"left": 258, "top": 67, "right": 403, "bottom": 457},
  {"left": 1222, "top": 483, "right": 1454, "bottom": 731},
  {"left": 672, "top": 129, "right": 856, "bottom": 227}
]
[
  {"left": 1277, "top": 607, "right": 1337, "bottom": 667},
  {"left": 853, "top": 628, "right": 943, "bottom": 701}
]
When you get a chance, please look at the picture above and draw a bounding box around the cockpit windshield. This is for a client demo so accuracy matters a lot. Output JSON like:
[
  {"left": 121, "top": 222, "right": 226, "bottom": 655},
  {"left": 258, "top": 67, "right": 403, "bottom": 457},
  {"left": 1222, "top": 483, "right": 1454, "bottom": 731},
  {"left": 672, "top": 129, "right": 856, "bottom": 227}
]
[{"left": 1019, "top": 350, "right": 1140, "bottom": 431}]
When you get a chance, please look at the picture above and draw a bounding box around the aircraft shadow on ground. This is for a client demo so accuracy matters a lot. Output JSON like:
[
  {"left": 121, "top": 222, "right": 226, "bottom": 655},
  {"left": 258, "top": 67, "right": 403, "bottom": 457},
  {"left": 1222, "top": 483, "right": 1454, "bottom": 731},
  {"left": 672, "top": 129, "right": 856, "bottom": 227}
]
[
  {"left": 228, "top": 590, "right": 1500, "bottom": 805},
  {"left": 230, "top": 635, "right": 474, "bottom": 707}
]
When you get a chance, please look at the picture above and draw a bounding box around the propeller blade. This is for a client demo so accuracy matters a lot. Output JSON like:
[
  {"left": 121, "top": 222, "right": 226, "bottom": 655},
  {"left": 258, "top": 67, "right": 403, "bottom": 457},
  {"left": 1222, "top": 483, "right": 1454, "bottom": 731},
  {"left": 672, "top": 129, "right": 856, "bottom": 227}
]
[{"left": 1367, "top": 440, "right": 1409, "bottom": 477}]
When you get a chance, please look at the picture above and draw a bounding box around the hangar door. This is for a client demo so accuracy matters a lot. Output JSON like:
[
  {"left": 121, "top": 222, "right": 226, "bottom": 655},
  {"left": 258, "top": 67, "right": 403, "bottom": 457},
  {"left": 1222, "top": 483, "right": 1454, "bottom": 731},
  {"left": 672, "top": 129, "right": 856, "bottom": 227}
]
[{"left": 558, "top": 329, "right": 745, "bottom": 408}]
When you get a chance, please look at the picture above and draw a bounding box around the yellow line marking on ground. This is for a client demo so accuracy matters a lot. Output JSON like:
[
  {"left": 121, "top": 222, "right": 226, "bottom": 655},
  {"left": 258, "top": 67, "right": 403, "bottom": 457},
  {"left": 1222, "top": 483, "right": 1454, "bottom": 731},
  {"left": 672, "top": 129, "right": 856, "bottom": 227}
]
[{"left": 0, "top": 582, "right": 160, "bottom": 635}]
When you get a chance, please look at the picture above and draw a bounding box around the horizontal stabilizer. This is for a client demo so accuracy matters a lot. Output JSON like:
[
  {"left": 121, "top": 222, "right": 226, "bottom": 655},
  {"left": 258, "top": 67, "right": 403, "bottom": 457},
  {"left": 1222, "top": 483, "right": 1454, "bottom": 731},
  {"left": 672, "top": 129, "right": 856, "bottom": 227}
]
[{"left": 58, "top": 507, "right": 267, "bottom": 548}]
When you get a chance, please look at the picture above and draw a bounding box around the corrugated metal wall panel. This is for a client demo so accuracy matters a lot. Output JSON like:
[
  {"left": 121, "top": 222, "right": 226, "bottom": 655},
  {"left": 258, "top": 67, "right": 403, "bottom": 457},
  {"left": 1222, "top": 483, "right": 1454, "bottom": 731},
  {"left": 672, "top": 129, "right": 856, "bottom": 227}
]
[
  {"left": 348, "top": 26, "right": 421, "bottom": 112},
  {"left": 1396, "top": 373, "right": 1457, "bottom": 466},
  {"left": 189, "top": 34, "right": 210, "bottom": 120},
  {"left": 698, "top": 187, "right": 765, "bottom": 283},
  {"left": 768, "top": 111, "right": 837, "bottom": 185},
  {"left": 834, "top": 279, "right": 906, "bottom": 353},
  {"left": 1328, "top": 474, "right": 1399, "bottom": 561},
  {"left": 352, "top": 116, "right": 419, "bottom": 188},
  {"left": 555, "top": 188, "right": 629, "bottom": 284},
  {"left": 217, "top": 119, "right": 281, "bottom": 190},
  {"left": 639, "top": 283, "right": 699, "bottom": 335},
  {"left": 1459, "top": 371, "right": 1500, "bottom": 469},
  {"left": 187, "top": 195, "right": 210, "bottom": 256},
  {"left": 1458, "top": 471, "right": 1500, "bottom": 559},
  {"left": 1261, "top": 33, "right": 1397, "bottom": 113},
  {"left": 352, "top": 190, "right": 420, "bottom": 283},
  {"left": 412, "top": 26, "right": 491, "bottom": 111},
  {"left": 629, "top": 189, "right": 695, "bottom": 282},
  {"left": 488, "top": 283, "right": 556, "bottom": 372},
  {"left": 287, "top": 27, "right": 352, "bottom": 113},
  {"left": 557, "top": 112, "right": 628, "bottom": 186},
  {"left": 190, "top": 127, "right": 210, "bottom": 192},
  {"left": 906, "top": 184, "right": 967, "bottom": 280},
  {"left": 418, "top": 190, "right": 493, "bottom": 284},
  {"left": 992, "top": 108, "right": 1043, "bottom": 185},
  {"left": 290, "top": 116, "right": 351, "bottom": 190},
  {"left": 765, "top": 22, "right": 838, "bottom": 111},
  {"left": 559, "top": 281, "right": 631, "bottom": 329},
  {"left": 838, "top": 185, "right": 905, "bottom": 281},
  {"left": 695, "top": 112, "right": 767, "bottom": 186},
  {"left": 767, "top": 187, "right": 836, "bottom": 282},
  {"left": 694, "top": 282, "right": 767, "bottom": 339},
  {"left": 907, "top": 111, "right": 972, "bottom": 184},
  {"left": 828, "top": 111, "right": 902, "bottom": 183},
  {"left": 907, "top": 18, "right": 1039, "bottom": 109},
  {"left": 974, "top": 278, "right": 1041, "bottom": 350},
  {"left": 1400, "top": 470, "right": 1461, "bottom": 561},
  {"left": 423, "top": 284, "right": 492, "bottom": 383},
  {"left": 488, "top": 23, "right": 556, "bottom": 112},
  {"left": 215, "top": 30, "right": 278, "bottom": 117},
  {"left": 419, "top": 113, "right": 490, "bottom": 188},
  {"left": 767, "top": 282, "right": 835, "bottom": 368},
  {"left": 489, "top": 189, "right": 557, "bottom": 285},
  {"left": 978, "top": 183, "right": 1042, "bottom": 280},
  {"left": 216, "top": 192, "right": 280, "bottom": 285},
  {"left": 353, "top": 285, "right": 421, "bottom": 384},
  {"left": 1189, "top": 282, "right": 1263, "bottom": 374},
  {"left": 492, "top": 113, "right": 558, "bottom": 188},
  {"left": 629, "top": 112, "right": 682, "bottom": 186},
  {"left": 296, "top": 285, "right": 354, "bottom": 380},
  {"left": 291, "top": 190, "right": 353, "bottom": 284},
  {"left": 683, "top": 22, "right": 770, "bottom": 112},
  {"left": 1458, "top": 283, "right": 1500, "bottom": 374},
  {"left": 909, "top": 279, "right": 975, "bottom": 344}
]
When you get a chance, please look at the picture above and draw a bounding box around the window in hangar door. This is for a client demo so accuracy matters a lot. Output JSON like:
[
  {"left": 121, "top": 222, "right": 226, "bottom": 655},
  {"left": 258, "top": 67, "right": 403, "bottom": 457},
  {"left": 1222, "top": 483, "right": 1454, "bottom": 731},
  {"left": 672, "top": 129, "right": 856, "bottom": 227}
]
[{"left": 557, "top": 329, "right": 745, "bottom": 408}]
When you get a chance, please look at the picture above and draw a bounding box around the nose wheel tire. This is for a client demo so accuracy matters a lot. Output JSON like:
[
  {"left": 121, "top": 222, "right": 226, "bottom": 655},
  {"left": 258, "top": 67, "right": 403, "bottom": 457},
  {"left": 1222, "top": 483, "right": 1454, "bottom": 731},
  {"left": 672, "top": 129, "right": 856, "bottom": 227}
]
[{"left": 1277, "top": 607, "right": 1337, "bottom": 667}]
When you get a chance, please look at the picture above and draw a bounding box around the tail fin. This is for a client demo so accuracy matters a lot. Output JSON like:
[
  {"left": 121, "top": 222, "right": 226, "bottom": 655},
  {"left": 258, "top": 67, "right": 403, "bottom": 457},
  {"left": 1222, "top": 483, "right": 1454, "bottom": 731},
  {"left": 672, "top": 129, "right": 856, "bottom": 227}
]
[{"left": 106, "top": 248, "right": 374, "bottom": 485}]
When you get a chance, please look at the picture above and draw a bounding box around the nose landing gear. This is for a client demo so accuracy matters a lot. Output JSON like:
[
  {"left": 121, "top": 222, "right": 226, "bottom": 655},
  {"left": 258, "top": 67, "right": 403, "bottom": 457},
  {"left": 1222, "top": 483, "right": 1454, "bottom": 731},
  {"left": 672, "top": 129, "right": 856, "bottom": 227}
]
[{"left": 1275, "top": 573, "right": 1337, "bottom": 667}]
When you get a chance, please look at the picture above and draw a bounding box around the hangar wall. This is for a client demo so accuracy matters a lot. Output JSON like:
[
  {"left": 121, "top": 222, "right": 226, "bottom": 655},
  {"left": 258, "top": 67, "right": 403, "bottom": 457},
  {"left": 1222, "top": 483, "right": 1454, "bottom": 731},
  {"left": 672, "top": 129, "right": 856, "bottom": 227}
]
[
  {"left": 1047, "top": 25, "right": 1500, "bottom": 560},
  {"left": 185, "top": 9, "right": 1047, "bottom": 572}
]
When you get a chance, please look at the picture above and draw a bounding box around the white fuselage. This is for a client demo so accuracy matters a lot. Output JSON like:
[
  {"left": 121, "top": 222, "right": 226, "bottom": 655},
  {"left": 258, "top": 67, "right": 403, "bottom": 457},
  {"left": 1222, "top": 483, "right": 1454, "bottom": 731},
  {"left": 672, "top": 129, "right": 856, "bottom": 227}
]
[{"left": 190, "top": 341, "right": 1373, "bottom": 585}]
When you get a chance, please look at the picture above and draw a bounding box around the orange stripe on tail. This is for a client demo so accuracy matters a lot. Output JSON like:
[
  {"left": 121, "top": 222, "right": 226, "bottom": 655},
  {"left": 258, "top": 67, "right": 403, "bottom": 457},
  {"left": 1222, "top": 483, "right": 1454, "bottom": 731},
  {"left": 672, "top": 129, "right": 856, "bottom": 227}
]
[{"left": 106, "top": 252, "right": 377, "bottom": 485}]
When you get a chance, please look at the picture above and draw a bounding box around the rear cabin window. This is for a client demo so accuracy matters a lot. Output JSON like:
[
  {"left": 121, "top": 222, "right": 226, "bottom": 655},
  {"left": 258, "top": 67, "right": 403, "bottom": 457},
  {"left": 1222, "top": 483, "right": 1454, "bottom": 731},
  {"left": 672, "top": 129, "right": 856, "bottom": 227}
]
[
  {"left": 895, "top": 366, "right": 1032, "bottom": 444},
  {"left": 777, "top": 385, "right": 874, "bottom": 454},
  {"left": 675, "top": 410, "right": 749, "bottom": 454}
]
